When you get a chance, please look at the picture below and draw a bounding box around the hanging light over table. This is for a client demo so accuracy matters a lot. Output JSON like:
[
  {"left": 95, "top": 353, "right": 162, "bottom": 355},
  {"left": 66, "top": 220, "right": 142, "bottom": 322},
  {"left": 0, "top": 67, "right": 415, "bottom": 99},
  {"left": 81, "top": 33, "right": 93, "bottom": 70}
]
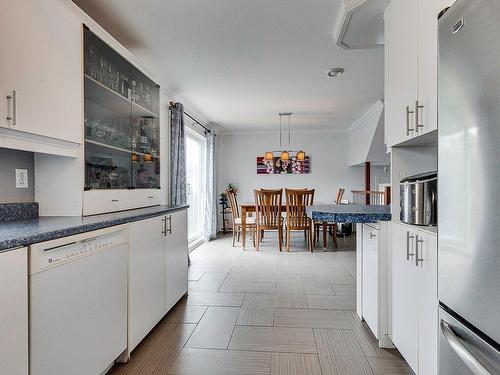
[{"left": 264, "top": 112, "right": 306, "bottom": 162}]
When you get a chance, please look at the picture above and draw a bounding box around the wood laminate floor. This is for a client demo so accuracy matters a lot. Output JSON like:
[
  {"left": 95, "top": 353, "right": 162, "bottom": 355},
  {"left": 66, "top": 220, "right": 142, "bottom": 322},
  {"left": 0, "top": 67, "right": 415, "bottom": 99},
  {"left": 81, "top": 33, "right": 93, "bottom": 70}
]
[{"left": 110, "top": 232, "right": 413, "bottom": 375}]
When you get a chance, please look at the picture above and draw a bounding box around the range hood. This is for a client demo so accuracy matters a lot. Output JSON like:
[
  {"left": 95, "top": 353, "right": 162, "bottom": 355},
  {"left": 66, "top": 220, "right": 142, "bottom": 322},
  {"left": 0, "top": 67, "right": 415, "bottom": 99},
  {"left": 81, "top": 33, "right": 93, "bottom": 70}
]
[{"left": 333, "top": 0, "right": 389, "bottom": 49}]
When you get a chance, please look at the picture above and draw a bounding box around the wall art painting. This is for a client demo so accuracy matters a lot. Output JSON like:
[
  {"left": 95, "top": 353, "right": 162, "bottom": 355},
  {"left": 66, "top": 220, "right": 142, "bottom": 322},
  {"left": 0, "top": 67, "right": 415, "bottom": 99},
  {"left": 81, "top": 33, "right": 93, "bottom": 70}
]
[{"left": 256, "top": 156, "right": 310, "bottom": 174}]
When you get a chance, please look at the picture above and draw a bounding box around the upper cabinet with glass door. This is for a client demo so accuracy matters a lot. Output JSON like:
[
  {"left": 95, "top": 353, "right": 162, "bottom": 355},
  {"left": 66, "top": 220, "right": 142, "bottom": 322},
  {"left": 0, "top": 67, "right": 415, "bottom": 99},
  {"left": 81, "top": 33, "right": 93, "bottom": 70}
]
[{"left": 83, "top": 27, "right": 160, "bottom": 191}]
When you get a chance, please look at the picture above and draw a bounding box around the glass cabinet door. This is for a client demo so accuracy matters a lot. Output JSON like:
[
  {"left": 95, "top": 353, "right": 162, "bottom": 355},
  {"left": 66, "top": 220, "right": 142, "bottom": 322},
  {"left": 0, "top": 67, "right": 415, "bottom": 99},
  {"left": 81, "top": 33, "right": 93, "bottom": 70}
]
[
  {"left": 131, "top": 113, "right": 160, "bottom": 189},
  {"left": 83, "top": 27, "right": 160, "bottom": 191}
]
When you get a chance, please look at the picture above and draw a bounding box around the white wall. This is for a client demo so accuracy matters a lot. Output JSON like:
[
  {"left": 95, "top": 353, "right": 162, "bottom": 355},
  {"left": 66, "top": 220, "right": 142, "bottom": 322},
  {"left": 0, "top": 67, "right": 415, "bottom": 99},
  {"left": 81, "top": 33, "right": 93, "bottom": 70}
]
[{"left": 217, "top": 132, "right": 389, "bottom": 207}]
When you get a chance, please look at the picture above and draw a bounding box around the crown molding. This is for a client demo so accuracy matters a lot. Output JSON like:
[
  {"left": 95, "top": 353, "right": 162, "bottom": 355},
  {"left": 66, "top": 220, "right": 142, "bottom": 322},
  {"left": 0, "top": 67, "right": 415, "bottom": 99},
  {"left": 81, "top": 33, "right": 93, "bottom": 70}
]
[
  {"left": 219, "top": 129, "right": 347, "bottom": 136},
  {"left": 347, "top": 99, "right": 384, "bottom": 133}
]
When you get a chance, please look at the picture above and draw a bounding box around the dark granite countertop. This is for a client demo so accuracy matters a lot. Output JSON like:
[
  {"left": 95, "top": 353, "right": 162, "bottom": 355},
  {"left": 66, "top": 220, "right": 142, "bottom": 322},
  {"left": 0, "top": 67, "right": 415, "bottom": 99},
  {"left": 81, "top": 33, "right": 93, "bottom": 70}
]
[
  {"left": 0, "top": 205, "right": 188, "bottom": 252},
  {"left": 306, "top": 204, "right": 391, "bottom": 223}
]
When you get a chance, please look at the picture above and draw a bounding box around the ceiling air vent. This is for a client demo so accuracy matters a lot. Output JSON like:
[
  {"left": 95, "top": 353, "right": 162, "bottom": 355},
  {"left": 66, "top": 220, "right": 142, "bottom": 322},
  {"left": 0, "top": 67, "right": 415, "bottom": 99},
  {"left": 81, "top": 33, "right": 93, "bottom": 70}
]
[{"left": 333, "top": 0, "right": 389, "bottom": 49}]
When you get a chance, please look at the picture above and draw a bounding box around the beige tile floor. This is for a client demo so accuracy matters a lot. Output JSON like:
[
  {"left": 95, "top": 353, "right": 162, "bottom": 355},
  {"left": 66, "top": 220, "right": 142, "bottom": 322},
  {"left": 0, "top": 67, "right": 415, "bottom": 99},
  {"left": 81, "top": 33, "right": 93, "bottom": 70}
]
[{"left": 111, "top": 232, "right": 414, "bottom": 375}]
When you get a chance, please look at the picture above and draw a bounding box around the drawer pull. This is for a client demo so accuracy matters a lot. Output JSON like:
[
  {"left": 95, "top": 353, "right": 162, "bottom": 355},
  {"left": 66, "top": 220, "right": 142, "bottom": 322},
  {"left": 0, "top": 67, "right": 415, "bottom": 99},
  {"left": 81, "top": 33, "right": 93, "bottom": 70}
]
[
  {"left": 111, "top": 199, "right": 119, "bottom": 202},
  {"left": 148, "top": 195, "right": 155, "bottom": 199},
  {"left": 370, "top": 232, "right": 376, "bottom": 239}
]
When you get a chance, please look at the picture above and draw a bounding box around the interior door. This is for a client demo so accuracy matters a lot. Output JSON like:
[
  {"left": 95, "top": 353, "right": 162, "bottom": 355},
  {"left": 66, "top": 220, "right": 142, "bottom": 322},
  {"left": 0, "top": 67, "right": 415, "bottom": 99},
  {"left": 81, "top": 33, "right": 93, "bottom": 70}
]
[
  {"left": 390, "top": 223, "right": 418, "bottom": 372},
  {"left": 165, "top": 210, "right": 189, "bottom": 312}
]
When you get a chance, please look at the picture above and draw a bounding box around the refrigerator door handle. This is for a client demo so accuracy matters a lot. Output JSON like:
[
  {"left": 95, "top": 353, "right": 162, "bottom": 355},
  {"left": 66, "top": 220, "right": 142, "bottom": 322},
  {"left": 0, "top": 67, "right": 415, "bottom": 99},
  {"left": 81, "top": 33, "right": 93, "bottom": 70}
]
[{"left": 440, "top": 320, "right": 493, "bottom": 375}]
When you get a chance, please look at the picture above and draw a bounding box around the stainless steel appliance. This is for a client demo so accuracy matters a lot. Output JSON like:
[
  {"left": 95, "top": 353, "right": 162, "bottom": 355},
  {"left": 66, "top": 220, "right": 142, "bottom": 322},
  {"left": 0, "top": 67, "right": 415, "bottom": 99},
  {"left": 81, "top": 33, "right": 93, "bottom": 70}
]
[
  {"left": 439, "top": 0, "right": 500, "bottom": 373},
  {"left": 399, "top": 171, "right": 437, "bottom": 226}
]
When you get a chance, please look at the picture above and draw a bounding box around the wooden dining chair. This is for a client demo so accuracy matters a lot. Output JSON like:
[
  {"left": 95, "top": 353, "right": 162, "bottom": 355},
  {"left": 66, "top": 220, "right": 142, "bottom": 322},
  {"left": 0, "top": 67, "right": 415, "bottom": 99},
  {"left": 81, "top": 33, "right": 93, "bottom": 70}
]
[
  {"left": 314, "top": 188, "right": 345, "bottom": 249},
  {"left": 226, "top": 188, "right": 255, "bottom": 247},
  {"left": 285, "top": 188, "right": 315, "bottom": 252},
  {"left": 254, "top": 189, "right": 283, "bottom": 251}
]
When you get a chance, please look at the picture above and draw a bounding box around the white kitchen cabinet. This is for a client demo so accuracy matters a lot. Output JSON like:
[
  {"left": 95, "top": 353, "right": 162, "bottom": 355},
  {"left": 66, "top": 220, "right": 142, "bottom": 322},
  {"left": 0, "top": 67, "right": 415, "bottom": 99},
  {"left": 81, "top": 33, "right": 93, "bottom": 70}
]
[
  {"left": 384, "top": 0, "right": 418, "bottom": 147},
  {"left": 83, "top": 190, "right": 133, "bottom": 216},
  {"left": 0, "top": 0, "right": 82, "bottom": 154},
  {"left": 385, "top": 0, "right": 451, "bottom": 147},
  {"left": 416, "top": 230, "right": 438, "bottom": 375},
  {"left": 417, "top": 0, "right": 454, "bottom": 138},
  {"left": 390, "top": 221, "right": 438, "bottom": 375},
  {"left": 165, "top": 209, "right": 189, "bottom": 312},
  {"left": 390, "top": 222, "right": 419, "bottom": 371},
  {"left": 128, "top": 217, "right": 166, "bottom": 351},
  {"left": 0, "top": 247, "right": 28, "bottom": 375},
  {"left": 360, "top": 222, "right": 391, "bottom": 347},
  {"left": 362, "top": 224, "right": 379, "bottom": 337},
  {"left": 127, "top": 209, "right": 188, "bottom": 352}
]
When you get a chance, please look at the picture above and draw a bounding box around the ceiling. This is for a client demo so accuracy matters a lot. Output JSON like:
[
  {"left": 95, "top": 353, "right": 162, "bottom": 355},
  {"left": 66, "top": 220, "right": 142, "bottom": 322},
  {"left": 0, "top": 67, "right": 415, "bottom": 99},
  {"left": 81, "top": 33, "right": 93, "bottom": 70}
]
[{"left": 73, "top": 0, "right": 384, "bottom": 132}]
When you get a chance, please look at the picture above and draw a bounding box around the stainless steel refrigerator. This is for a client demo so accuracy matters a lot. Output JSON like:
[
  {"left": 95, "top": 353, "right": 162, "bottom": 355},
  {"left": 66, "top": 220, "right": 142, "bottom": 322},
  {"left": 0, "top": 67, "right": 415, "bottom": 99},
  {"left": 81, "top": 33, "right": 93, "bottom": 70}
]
[{"left": 438, "top": 0, "right": 500, "bottom": 373}]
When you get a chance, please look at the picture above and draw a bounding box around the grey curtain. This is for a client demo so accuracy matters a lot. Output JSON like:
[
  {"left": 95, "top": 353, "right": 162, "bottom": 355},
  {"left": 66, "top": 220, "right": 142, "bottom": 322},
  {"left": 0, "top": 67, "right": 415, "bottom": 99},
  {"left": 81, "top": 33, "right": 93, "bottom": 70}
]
[
  {"left": 170, "top": 103, "right": 187, "bottom": 205},
  {"left": 204, "top": 131, "right": 217, "bottom": 241}
]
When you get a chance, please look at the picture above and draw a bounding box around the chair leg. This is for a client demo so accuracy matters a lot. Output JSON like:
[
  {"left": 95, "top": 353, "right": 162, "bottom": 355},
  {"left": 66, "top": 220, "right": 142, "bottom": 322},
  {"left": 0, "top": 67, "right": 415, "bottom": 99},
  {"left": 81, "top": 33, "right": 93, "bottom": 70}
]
[
  {"left": 278, "top": 227, "right": 282, "bottom": 252},
  {"left": 304, "top": 229, "right": 307, "bottom": 239},
  {"left": 286, "top": 228, "right": 290, "bottom": 252},
  {"left": 256, "top": 228, "right": 260, "bottom": 251},
  {"left": 322, "top": 222, "right": 327, "bottom": 249},
  {"left": 237, "top": 231, "right": 240, "bottom": 242},
  {"left": 232, "top": 226, "right": 236, "bottom": 247},
  {"left": 333, "top": 224, "right": 338, "bottom": 249},
  {"left": 261, "top": 230, "right": 264, "bottom": 241},
  {"left": 308, "top": 227, "right": 313, "bottom": 252},
  {"left": 252, "top": 226, "right": 256, "bottom": 247}
]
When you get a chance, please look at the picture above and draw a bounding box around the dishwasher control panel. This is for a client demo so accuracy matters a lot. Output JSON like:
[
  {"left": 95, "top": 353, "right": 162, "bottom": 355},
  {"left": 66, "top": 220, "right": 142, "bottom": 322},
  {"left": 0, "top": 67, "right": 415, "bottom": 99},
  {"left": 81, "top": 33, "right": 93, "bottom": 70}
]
[{"left": 29, "top": 226, "right": 128, "bottom": 274}]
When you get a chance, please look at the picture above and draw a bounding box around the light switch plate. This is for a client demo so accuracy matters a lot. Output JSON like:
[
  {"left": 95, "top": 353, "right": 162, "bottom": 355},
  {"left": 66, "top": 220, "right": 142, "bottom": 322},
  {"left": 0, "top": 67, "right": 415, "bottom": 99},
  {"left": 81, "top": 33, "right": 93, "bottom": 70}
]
[{"left": 15, "top": 169, "right": 29, "bottom": 188}]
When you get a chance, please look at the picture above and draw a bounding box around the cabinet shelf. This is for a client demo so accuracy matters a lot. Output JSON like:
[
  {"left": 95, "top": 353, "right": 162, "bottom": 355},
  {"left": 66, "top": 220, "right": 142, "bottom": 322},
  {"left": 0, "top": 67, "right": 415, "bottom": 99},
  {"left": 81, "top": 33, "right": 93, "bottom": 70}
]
[
  {"left": 85, "top": 139, "right": 160, "bottom": 159},
  {"left": 85, "top": 74, "right": 158, "bottom": 119}
]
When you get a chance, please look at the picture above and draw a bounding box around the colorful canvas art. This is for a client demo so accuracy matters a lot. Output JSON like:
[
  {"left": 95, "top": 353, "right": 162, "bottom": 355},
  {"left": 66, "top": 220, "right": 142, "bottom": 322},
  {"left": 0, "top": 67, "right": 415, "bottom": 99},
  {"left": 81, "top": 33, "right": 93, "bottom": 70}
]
[{"left": 256, "top": 156, "right": 310, "bottom": 174}]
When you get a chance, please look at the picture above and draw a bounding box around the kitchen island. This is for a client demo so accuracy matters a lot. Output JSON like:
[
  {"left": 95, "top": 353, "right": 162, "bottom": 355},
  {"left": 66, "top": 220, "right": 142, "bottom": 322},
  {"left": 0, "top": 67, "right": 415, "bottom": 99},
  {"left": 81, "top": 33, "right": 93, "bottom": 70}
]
[{"left": 307, "top": 204, "right": 393, "bottom": 347}]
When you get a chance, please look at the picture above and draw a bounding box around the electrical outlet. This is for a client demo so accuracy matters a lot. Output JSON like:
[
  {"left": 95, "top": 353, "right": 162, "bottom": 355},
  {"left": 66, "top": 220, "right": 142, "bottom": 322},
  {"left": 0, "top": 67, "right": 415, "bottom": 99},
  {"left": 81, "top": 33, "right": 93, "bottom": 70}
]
[{"left": 15, "top": 169, "right": 29, "bottom": 189}]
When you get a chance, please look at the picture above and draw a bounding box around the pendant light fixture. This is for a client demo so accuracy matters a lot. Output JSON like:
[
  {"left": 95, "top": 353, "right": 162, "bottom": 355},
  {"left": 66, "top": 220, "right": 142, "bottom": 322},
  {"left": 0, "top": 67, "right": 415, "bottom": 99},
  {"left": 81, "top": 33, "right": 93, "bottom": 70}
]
[{"left": 263, "top": 113, "right": 306, "bottom": 162}]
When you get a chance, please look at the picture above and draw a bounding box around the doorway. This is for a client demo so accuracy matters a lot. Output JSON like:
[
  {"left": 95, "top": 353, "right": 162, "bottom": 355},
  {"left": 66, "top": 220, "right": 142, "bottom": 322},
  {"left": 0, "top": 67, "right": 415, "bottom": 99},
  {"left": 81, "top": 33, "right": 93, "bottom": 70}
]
[{"left": 185, "top": 127, "right": 206, "bottom": 248}]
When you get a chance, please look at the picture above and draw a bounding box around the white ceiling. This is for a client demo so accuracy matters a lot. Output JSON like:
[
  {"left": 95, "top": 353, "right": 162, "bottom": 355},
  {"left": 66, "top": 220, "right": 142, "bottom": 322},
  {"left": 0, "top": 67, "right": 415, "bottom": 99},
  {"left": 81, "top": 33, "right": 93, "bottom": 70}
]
[{"left": 73, "top": 0, "right": 384, "bottom": 132}]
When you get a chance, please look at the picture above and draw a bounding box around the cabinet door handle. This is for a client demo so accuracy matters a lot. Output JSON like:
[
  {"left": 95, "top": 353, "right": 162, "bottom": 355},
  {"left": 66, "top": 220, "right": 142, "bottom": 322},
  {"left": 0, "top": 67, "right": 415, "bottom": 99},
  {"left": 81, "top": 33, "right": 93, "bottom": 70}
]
[
  {"left": 415, "top": 234, "right": 424, "bottom": 266},
  {"left": 111, "top": 199, "right": 119, "bottom": 202},
  {"left": 167, "top": 215, "right": 172, "bottom": 234},
  {"left": 148, "top": 195, "right": 155, "bottom": 199},
  {"left": 406, "top": 231, "right": 415, "bottom": 260},
  {"left": 415, "top": 100, "right": 424, "bottom": 133},
  {"left": 161, "top": 216, "right": 167, "bottom": 236},
  {"left": 406, "top": 106, "right": 415, "bottom": 136},
  {"left": 6, "top": 90, "right": 16, "bottom": 125},
  {"left": 370, "top": 232, "right": 376, "bottom": 239}
]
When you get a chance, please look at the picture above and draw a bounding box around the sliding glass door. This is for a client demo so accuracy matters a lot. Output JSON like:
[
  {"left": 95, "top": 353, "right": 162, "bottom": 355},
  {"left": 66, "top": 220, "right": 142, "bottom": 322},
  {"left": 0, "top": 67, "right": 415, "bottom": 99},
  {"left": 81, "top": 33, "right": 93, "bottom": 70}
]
[{"left": 185, "top": 127, "right": 206, "bottom": 246}]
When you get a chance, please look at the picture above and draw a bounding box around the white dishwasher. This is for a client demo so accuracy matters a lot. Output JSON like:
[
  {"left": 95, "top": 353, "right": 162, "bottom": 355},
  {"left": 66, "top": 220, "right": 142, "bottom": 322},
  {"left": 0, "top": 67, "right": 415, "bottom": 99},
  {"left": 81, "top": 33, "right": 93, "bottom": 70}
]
[{"left": 29, "top": 225, "right": 128, "bottom": 375}]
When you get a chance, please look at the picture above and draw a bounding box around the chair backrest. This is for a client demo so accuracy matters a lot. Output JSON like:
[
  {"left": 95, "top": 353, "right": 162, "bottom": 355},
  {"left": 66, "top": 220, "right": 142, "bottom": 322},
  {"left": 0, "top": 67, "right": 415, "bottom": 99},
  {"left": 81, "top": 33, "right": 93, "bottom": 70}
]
[
  {"left": 285, "top": 188, "right": 315, "bottom": 228},
  {"left": 226, "top": 188, "right": 240, "bottom": 219},
  {"left": 335, "top": 188, "right": 345, "bottom": 204},
  {"left": 254, "top": 189, "right": 283, "bottom": 227}
]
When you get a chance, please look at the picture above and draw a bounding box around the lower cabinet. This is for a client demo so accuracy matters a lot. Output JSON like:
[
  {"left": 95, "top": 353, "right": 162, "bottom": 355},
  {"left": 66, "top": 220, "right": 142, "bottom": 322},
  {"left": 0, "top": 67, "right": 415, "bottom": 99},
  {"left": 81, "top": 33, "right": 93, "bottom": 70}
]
[
  {"left": 128, "top": 209, "right": 188, "bottom": 352},
  {"left": 165, "top": 209, "right": 189, "bottom": 312},
  {"left": 129, "top": 216, "right": 166, "bottom": 351},
  {"left": 390, "top": 221, "right": 437, "bottom": 375},
  {"left": 361, "top": 222, "right": 390, "bottom": 347},
  {"left": 0, "top": 247, "right": 28, "bottom": 375}
]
